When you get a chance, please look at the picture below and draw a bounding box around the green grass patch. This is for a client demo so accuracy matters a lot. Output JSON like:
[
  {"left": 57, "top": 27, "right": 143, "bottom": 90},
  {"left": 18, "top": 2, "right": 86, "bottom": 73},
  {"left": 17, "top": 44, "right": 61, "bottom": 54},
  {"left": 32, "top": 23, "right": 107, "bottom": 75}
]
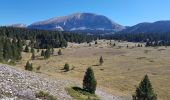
[{"left": 65, "top": 87, "right": 99, "bottom": 100}]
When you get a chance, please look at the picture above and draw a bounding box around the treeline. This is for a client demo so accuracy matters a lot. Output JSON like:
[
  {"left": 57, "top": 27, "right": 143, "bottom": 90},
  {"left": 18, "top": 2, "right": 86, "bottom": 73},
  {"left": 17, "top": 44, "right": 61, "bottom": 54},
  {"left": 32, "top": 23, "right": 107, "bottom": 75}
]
[
  {"left": 0, "top": 27, "right": 96, "bottom": 49},
  {"left": 0, "top": 37, "right": 23, "bottom": 62},
  {"left": 101, "top": 33, "right": 170, "bottom": 46}
]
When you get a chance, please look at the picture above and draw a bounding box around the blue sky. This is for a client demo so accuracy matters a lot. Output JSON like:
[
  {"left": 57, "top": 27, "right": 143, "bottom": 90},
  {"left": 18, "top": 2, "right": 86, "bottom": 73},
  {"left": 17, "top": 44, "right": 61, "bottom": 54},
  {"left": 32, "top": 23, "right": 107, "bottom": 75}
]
[{"left": 0, "top": 0, "right": 170, "bottom": 26}]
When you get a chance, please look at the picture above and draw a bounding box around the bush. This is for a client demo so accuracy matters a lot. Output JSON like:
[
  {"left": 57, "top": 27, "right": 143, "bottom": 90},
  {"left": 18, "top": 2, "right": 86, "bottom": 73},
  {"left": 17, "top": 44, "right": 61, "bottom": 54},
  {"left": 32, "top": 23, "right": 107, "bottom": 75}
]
[
  {"left": 25, "top": 61, "right": 33, "bottom": 71},
  {"left": 83, "top": 67, "right": 97, "bottom": 94},
  {"left": 35, "top": 91, "right": 56, "bottom": 100},
  {"left": 133, "top": 75, "right": 157, "bottom": 100},
  {"left": 64, "top": 63, "right": 69, "bottom": 71}
]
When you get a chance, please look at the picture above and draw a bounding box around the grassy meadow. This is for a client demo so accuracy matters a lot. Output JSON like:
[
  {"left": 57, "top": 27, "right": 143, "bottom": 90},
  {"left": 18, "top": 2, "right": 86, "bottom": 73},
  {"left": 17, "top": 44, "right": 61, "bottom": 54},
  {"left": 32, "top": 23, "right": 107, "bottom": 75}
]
[{"left": 15, "top": 40, "right": 170, "bottom": 100}]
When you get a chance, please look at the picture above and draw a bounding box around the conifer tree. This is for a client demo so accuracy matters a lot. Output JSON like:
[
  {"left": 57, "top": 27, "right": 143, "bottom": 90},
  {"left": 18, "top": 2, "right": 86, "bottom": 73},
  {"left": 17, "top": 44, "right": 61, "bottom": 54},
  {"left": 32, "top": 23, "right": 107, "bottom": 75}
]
[
  {"left": 25, "top": 61, "right": 33, "bottom": 71},
  {"left": 133, "top": 75, "right": 157, "bottom": 100},
  {"left": 3, "top": 39, "right": 12, "bottom": 60},
  {"left": 31, "top": 53, "right": 35, "bottom": 60},
  {"left": 83, "top": 67, "right": 97, "bottom": 94},
  {"left": 95, "top": 41, "right": 97, "bottom": 44},
  {"left": 17, "top": 38, "right": 23, "bottom": 51},
  {"left": 58, "top": 49, "right": 62, "bottom": 55},
  {"left": 51, "top": 48, "right": 54, "bottom": 55},
  {"left": 31, "top": 46, "right": 35, "bottom": 53},
  {"left": 44, "top": 49, "right": 50, "bottom": 59},
  {"left": 0, "top": 41, "right": 3, "bottom": 61},
  {"left": 37, "top": 49, "right": 40, "bottom": 53},
  {"left": 99, "top": 56, "right": 104, "bottom": 65},
  {"left": 24, "top": 45, "right": 29, "bottom": 52},
  {"left": 41, "top": 50, "right": 45, "bottom": 56},
  {"left": 64, "top": 63, "right": 69, "bottom": 71}
]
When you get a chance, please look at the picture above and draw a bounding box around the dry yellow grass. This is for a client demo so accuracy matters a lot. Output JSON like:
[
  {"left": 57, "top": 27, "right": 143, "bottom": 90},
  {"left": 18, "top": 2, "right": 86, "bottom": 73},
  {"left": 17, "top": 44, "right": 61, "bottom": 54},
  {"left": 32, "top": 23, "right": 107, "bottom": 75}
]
[{"left": 15, "top": 40, "right": 170, "bottom": 100}]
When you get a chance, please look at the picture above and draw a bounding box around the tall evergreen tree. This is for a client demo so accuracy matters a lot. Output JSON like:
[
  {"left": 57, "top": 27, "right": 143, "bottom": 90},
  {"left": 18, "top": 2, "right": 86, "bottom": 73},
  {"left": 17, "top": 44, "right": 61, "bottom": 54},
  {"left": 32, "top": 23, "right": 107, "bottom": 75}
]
[
  {"left": 83, "top": 67, "right": 97, "bottom": 94},
  {"left": 0, "top": 41, "right": 3, "bottom": 61},
  {"left": 133, "top": 75, "right": 157, "bottom": 100},
  {"left": 3, "top": 39, "right": 12, "bottom": 60},
  {"left": 17, "top": 38, "right": 23, "bottom": 51}
]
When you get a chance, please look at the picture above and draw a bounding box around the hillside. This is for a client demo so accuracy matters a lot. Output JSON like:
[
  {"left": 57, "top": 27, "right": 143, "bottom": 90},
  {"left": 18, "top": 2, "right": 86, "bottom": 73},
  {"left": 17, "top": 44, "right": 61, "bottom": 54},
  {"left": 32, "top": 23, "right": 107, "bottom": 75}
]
[{"left": 0, "top": 64, "right": 75, "bottom": 100}]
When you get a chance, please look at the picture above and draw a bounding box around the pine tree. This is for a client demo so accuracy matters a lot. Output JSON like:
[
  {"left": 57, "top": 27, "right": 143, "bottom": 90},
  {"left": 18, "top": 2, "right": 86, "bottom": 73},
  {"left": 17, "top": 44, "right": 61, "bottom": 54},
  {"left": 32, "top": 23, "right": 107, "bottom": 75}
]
[
  {"left": 64, "top": 63, "right": 69, "bottom": 71},
  {"left": 41, "top": 50, "right": 45, "bottom": 56},
  {"left": 95, "top": 41, "right": 97, "bottom": 44},
  {"left": 25, "top": 61, "right": 33, "bottom": 71},
  {"left": 31, "top": 53, "right": 35, "bottom": 60},
  {"left": 51, "top": 48, "right": 54, "bottom": 55},
  {"left": 133, "top": 75, "right": 157, "bottom": 100},
  {"left": 58, "top": 49, "right": 62, "bottom": 55},
  {"left": 37, "top": 49, "right": 40, "bottom": 53},
  {"left": 3, "top": 39, "right": 12, "bottom": 60},
  {"left": 99, "top": 56, "right": 104, "bottom": 65},
  {"left": 44, "top": 49, "right": 50, "bottom": 59},
  {"left": 17, "top": 38, "right": 23, "bottom": 51},
  {"left": 0, "top": 41, "right": 3, "bottom": 61},
  {"left": 113, "top": 43, "right": 116, "bottom": 46},
  {"left": 83, "top": 67, "right": 97, "bottom": 94},
  {"left": 31, "top": 46, "right": 35, "bottom": 53},
  {"left": 24, "top": 45, "right": 29, "bottom": 52}
]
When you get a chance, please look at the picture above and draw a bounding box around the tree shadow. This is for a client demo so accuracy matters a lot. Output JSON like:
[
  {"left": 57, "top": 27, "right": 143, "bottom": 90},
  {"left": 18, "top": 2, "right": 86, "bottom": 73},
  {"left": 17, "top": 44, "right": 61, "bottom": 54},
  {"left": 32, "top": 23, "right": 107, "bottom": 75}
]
[{"left": 92, "top": 64, "right": 100, "bottom": 66}]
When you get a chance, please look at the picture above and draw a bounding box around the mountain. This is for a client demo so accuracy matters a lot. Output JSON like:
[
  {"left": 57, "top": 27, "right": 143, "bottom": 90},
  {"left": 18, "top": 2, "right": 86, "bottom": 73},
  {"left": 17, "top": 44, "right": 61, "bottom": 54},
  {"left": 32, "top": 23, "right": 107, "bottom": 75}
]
[
  {"left": 120, "top": 21, "right": 170, "bottom": 33},
  {"left": 28, "top": 13, "right": 125, "bottom": 33}
]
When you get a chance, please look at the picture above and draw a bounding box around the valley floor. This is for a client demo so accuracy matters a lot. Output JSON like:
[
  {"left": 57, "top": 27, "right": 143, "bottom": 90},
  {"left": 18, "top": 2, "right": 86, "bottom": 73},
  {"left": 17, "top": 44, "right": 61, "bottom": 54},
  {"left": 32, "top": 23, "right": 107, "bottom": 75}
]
[{"left": 13, "top": 40, "right": 170, "bottom": 100}]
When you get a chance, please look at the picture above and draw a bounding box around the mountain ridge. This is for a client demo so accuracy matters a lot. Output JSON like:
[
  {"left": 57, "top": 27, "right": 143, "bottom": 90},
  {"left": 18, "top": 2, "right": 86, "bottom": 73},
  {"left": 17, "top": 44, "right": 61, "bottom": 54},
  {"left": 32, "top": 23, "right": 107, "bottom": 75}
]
[
  {"left": 28, "top": 13, "right": 125, "bottom": 32},
  {"left": 120, "top": 20, "right": 170, "bottom": 33}
]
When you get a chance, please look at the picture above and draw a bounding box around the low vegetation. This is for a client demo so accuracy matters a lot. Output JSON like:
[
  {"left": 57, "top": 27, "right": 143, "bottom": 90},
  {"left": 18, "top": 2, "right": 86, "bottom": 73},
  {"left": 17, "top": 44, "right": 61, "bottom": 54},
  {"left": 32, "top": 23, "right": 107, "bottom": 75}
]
[
  {"left": 25, "top": 61, "right": 33, "bottom": 71},
  {"left": 64, "top": 63, "right": 70, "bottom": 72},
  {"left": 66, "top": 87, "right": 99, "bottom": 100},
  {"left": 35, "top": 91, "right": 56, "bottom": 100}
]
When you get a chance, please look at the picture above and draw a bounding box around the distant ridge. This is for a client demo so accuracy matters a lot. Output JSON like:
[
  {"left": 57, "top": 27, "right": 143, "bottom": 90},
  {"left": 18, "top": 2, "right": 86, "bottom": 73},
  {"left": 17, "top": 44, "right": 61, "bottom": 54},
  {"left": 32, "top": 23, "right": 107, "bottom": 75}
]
[{"left": 120, "top": 20, "right": 170, "bottom": 33}]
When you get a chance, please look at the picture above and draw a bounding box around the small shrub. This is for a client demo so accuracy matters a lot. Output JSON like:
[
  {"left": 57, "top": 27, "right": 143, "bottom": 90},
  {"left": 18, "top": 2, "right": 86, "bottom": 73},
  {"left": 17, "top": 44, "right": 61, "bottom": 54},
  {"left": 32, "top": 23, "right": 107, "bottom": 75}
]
[
  {"left": 36, "top": 66, "right": 41, "bottom": 71},
  {"left": 64, "top": 63, "right": 69, "bottom": 71},
  {"left": 25, "top": 61, "right": 33, "bottom": 71},
  {"left": 35, "top": 91, "right": 56, "bottom": 100},
  {"left": 99, "top": 56, "right": 104, "bottom": 65}
]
